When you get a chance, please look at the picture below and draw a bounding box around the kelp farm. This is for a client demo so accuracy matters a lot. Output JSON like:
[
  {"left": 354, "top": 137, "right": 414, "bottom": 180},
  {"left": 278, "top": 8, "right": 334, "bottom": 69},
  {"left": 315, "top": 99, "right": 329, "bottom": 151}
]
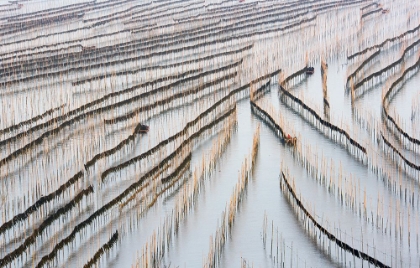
[{"left": 0, "top": 0, "right": 420, "bottom": 267}]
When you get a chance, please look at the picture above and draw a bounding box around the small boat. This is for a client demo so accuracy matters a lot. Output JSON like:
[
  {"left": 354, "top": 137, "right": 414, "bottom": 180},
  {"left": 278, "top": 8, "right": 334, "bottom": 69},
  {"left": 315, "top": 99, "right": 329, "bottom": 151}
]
[
  {"left": 284, "top": 135, "right": 297, "bottom": 146},
  {"left": 239, "top": 0, "right": 245, "bottom": 2},
  {"left": 305, "top": 66, "right": 314, "bottom": 74},
  {"left": 382, "top": 9, "right": 390, "bottom": 14},
  {"left": 135, "top": 124, "right": 149, "bottom": 133}
]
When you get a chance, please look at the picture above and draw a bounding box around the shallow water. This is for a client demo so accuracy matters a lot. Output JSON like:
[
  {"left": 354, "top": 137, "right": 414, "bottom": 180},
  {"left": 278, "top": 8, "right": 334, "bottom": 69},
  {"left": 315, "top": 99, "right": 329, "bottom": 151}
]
[{"left": 1, "top": 0, "right": 420, "bottom": 267}]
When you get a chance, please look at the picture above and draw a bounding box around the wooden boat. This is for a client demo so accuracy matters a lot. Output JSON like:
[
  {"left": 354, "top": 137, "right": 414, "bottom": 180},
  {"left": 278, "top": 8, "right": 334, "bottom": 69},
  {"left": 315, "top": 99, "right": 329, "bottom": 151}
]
[
  {"left": 285, "top": 135, "right": 297, "bottom": 146},
  {"left": 382, "top": 9, "right": 390, "bottom": 14},
  {"left": 305, "top": 66, "right": 314, "bottom": 74}
]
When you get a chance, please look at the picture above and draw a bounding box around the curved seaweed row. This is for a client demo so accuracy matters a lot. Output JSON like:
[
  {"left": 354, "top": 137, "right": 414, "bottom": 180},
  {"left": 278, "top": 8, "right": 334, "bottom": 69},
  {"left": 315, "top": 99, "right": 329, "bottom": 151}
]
[
  {"left": 86, "top": 72, "right": 236, "bottom": 168},
  {"left": 1, "top": 6, "right": 308, "bottom": 78},
  {"left": 0, "top": 186, "right": 93, "bottom": 267},
  {"left": 128, "top": 2, "right": 205, "bottom": 25},
  {"left": 105, "top": 71, "right": 237, "bottom": 123},
  {"left": 348, "top": 23, "right": 420, "bottom": 60},
  {"left": 382, "top": 56, "right": 420, "bottom": 148},
  {"left": 83, "top": 231, "right": 119, "bottom": 268},
  {"left": 360, "top": 2, "right": 379, "bottom": 11},
  {"left": 346, "top": 50, "right": 381, "bottom": 86},
  {"left": 250, "top": 101, "right": 285, "bottom": 138},
  {"left": 34, "top": 106, "right": 236, "bottom": 268},
  {"left": 280, "top": 67, "right": 308, "bottom": 89},
  {"left": 82, "top": 2, "right": 152, "bottom": 23},
  {"left": 100, "top": 104, "right": 236, "bottom": 181},
  {"left": 0, "top": 171, "right": 84, "bottom": 237},
  {"left": 72, "top": 44, "right": 251, "bottom": 85},
  {"left": 280, "top": 172, "right": 390, "bottom": 268},
  {"left": 380, "top": 133, "right": 420, "bottom": 172},
  {"left": 353, "top": 38, "right": 420, "bottom": 90},
  {"left": 360, "top": 7, "right": 383, "bottom": 19},
  {"left": 0, "top": 67, "right": 203, "bottom": 149},
  {"left": 101, "top": 69, "right": 281, "bottom": 179},
  {"left": 0, "top": 12, "right": 84, "bottom": 37},
  {"left": 0, "top": 104, "right": 65, "bottom": 136},
  {"left": 251, "top": 80, "right": 271, "bottom": 101},
  {"left": 86, "top": 0, "right": 189, "bottom": 28},
  {"left": 1, "top": 0, "right": 322, "bottom": 77},
  {"left": 0, "top": 0, "right": 333, "bottom": 74},
  {"left": 279, "top": 85, "right": 367, "bottom": 157}
]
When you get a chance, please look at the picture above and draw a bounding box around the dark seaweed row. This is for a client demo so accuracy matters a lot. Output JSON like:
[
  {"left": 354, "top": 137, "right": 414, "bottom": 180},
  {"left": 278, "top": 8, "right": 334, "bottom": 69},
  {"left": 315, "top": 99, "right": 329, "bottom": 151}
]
[
  {"left": 72, "top": 43, "right": 251, "bottom": 85},
  {"left": 1, "top": 7, "right": 309, "bottom": 78},
  {"left": 280, "top": 172, "right": 390, "bottom": 268},
  {"left": 346, "top": 50, "right": 381, "bottom": 86},
  {"left": 130, "top": 19, "right": 218, "bottom": 34},
  {"left": 1, "top": 0, "right": 317, "bottom": 78},
  {"left": 382, "top": 56, "right": 420, "bottom": 146},
  {"left": 0, "top": 186, "right": 93, "bottom": 267},
  {"left": 87, "top": 0, "right": 185, "bottom": 28},
  {"left": 3, "top": 1, "right": 91, "bottom": 21},
  {"left": 1, "top": 30, "right": 245, "bottom": 84},
  {"left": 360, "top": 7, "right": 383, "bottom": 18},
  {"left": 281, "top": 67, "right": 308, "bottom": 88},
  {"left": 106, "top": 72, "right": 238, "bottom": 124},
  {"left": 360, "top": 2, "right": 378, "bottom": 11},
  {"left": 35, "top": 106, "right": 236, "bottom": 268},
  {"left": 250, "top": 101, "right": 285, "bottom": 138},
  {"left": 279, "top": 85, "right": 367, "bottom": 154},
  {"left": 101, "top": 69, "right": 281, "bottom": 179},
  {"left": 0, "top": 65, "right": 229, "bottom": 164},
  {"left": 0, "top": 104, "right": 65, "bottom": 136},
  {"left": 82, "top": 2, "right": 151, "bottom": 23},
  {"left": 380, "top": 134, "right": 420, "bottom": 171},
  {"left": 252, "top": 80, "right": 271, "bottom": 102},
  {"left": 1, "top": 0, "right": 327, "bottom": 74},
  {"left": 100, "top": 103, "right": 236, "bottom": 181},
  {"left": 0, "top": 171, "right": 84, "bottom": 237},
  {"left": 85, "top": 72, "right": 237, "bottom": 169},
  {"left": 83, "top": 230, "right": 118, "bottom": 268},
  {"left": 161, "top": 154, "right": 192, "bottom": 184},
  {"left": 0, "top": 68, "right": 202, "bottom": 149},
  {"left": 348, "top": 24, "right": 420, "bottom": 59},
  {"left": 33, "top": 68, "right": 280, "bottom": 266},
  {"left": 353, "top": 38, "right": 420, "bottom": 89},
  {"left": 128, "top": 1, "right": 205, "bottom": 25},
  {"left": 0, "top": 12, "right": 83, "bottom": 37}
]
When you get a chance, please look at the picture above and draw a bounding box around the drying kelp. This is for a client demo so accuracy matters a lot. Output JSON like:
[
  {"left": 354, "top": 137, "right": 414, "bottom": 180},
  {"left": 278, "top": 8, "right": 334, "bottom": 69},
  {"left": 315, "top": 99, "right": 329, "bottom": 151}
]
[
  {"left": 360, "top": 7, "right": 383, "bottom": 19},
  {"left": 250, "top": 101, "right": 285, "bottom": 138},
  {"left": 100, "top": 102, "right": 236, "bottom": 181},
  {"left": 279, "top": 85, "right": 367, "bottom": 160},
  {"left": 348, "top": 23, "right": 420, "bottom": 60},
  {"left": 346, "top": 50, "right": 381, "bottom": 87},
  {"left": 85, "top": 71, "right": 236, "bottom": 169},
  {"left": 280, "top": 67, "right": 308, "bottom": 89},
  {"left": 205, "top": 128, "right": 259, "bottom": 267},
  {"left": 0, "top": 186, "right": 93, "bottom": 267},
  {"left": 280, "top": 172, "right": 391, "bottom": 268},
  {"left": 83, "top": 231, "right": 118, "bottom": 268},
  {"left": 0, "top": 104, "right": 65, "bottom": 136},
  {"left": 360, "top": 2, "right": 379, "bottom": 11},
  {"left": 382, "top": 56, "right": 420, "bottom": 149},
  {"left": 251, "top": 80, "right": 271, "bottom": 101},
  {"left": 106, "top": 71, "right": 237, "bottom": 123},
  {"left": 35, "top": 107, "right": 235, "bottom": 268},
  {"left": 72, "top": 44, "right": 251, "bottom": 85},
  {"left": 0, "top": 67, "right": 202, "bottom": 149},
  {"left": 127, "top": 2, "right": 205, "bottom": 25},
  {"left": 353, "top": 38, "right": 420, "bottom": 90},
  {"left": 380, "top": 133, "right": 420, "bottom": 173},
  {"left": 0, "top": 171, "right": 84, "bottom": 237}
]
